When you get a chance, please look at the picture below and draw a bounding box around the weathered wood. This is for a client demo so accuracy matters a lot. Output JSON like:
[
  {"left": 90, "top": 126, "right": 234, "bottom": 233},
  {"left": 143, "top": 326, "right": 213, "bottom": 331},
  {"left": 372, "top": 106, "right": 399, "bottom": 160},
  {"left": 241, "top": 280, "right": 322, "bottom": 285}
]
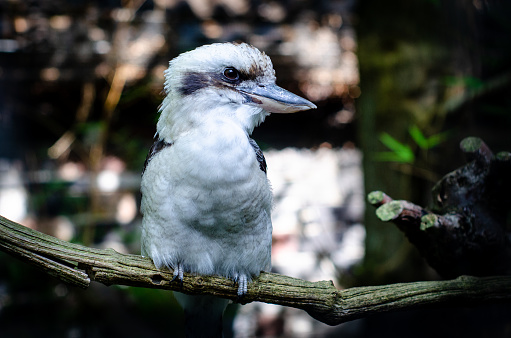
[
  {"left": 369, "top": 137, "right": 511, "bottom": 278},
  {"left": 2, "top": 214, "right": 511, "bottom": 326}
]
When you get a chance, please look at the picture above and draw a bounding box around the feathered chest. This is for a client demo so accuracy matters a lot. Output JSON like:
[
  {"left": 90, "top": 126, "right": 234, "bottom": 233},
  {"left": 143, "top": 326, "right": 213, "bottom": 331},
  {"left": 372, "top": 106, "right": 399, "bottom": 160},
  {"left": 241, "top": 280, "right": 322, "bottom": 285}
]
[{"left": 141, "top": 125, "right": 272, "bottom": 231}]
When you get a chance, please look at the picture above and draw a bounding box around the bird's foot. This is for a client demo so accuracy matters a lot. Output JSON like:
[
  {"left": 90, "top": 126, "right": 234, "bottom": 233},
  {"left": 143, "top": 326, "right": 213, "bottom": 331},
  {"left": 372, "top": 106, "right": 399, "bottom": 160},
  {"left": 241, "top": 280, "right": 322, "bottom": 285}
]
[
  {"left": 171, "top": 263, "right": 184, "bottom": 287},
  {"left": 234, "top": 274, "right": 249, "bottom": 302}
]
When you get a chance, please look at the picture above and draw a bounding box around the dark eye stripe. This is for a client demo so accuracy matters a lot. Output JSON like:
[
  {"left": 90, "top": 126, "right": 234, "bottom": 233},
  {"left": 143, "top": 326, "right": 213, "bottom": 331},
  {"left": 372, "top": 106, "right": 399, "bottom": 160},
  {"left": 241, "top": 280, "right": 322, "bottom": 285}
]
[
  {"left": 179, "top": 72, "right": 211, "bottom": 96},
  {"left": 179, "top": 67, "right": 262, "bottom": 96}
]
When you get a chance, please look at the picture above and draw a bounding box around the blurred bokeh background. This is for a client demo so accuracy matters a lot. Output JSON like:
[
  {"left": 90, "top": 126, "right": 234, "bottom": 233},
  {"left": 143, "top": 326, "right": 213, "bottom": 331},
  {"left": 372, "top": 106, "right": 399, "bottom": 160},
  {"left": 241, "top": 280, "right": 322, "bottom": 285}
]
[{"left": 0, "top": 0, "right": 510, "bottom": 337}]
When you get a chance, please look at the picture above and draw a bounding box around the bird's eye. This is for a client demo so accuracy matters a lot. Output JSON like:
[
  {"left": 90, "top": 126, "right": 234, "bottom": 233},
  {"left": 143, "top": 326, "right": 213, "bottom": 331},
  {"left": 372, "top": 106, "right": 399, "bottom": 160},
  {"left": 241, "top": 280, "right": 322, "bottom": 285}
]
[{"left": 223, "top": 67, "right": 239, "bottom": 81}]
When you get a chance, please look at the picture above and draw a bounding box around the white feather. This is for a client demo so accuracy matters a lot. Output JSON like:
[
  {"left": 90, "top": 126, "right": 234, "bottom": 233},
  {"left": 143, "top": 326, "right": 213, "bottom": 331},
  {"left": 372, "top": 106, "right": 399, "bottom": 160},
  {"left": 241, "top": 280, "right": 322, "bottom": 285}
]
[
  {"left": 140, "top": 43, "right": 315, "bottom": 336},
  {"left": 141, "top": 43, "right": 274, "bottom": 285}
]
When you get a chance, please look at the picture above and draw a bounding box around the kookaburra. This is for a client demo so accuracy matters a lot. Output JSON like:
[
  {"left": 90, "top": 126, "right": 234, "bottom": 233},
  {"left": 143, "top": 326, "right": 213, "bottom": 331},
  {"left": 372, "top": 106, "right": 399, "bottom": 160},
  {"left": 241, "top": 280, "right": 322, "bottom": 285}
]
[{"left": 141, "top": 42, "right": 316, "bottom": 337}]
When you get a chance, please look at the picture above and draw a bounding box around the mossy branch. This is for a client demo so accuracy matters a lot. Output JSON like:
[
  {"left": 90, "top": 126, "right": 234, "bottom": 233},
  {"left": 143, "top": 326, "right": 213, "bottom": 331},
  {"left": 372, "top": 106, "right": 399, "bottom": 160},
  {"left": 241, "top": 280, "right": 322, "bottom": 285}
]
[
  {"left": 2, "top": 214, "right": 511, "bottom": 326},
  {"left": 368, "top": 137, "right": 511, "bottom": 278}
]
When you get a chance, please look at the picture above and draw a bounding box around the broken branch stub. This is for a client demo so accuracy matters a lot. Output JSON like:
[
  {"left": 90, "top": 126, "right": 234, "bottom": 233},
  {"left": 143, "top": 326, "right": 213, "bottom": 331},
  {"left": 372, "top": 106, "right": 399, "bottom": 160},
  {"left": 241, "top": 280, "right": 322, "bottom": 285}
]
[{"left": 369, "top": 137, "right": 511, "bottom": 278}]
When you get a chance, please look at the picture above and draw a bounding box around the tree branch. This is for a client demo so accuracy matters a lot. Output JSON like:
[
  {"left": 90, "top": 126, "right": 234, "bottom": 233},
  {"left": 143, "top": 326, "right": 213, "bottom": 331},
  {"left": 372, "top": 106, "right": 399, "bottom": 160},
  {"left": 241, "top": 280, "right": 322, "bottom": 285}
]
[
  {"left": 368, "top": 137, "right": 511, "bottom": 278},
  {"left": 2, "top": 214, "right": 511, "bottom": 326}
]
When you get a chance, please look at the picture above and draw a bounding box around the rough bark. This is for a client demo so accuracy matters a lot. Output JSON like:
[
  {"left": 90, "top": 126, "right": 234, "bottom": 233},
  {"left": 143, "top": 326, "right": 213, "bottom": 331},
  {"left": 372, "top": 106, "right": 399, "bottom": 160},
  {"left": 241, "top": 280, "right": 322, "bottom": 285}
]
[
  {"left": 368, "top": 137, "right": 511, "bottom": 278},
  {"left": 2, "top": 213, "right": 511, "bottom": 326}
]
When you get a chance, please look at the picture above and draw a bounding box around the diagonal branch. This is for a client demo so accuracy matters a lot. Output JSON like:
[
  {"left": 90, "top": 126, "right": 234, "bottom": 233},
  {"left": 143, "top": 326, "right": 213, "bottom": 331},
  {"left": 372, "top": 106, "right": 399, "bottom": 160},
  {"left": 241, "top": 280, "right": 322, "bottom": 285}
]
[{"left": 1, "top": 214, "right": 511, "bottom": 326}]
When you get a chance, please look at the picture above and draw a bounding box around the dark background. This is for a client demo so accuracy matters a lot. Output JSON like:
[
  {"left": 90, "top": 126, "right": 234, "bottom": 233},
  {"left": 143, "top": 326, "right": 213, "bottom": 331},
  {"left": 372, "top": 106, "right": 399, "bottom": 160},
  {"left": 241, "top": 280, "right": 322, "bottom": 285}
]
[{"left": 1, "top": 0, "right": 510, "bottom": 336}]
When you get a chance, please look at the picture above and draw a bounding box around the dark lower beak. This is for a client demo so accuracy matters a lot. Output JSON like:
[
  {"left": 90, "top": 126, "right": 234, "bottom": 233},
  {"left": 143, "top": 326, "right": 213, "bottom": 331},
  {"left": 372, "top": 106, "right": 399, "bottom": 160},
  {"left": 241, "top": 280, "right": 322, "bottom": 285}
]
[{"left": 239, "top": 83, "right": 316, "bottom": 113}]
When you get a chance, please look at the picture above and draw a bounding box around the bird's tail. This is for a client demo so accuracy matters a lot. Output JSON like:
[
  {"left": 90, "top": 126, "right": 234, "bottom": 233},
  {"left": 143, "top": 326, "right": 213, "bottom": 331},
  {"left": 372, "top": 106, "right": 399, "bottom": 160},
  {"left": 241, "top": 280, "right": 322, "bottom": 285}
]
[{"left": 174, "top": 292, "right": 229, "bottom": 338}]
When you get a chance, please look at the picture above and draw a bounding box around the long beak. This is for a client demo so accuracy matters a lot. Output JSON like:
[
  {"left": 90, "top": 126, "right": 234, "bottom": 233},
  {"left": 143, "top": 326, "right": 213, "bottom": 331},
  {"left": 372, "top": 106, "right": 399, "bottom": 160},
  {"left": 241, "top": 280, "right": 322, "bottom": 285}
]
[{"left": 239, "top": 83, "right": 316, "bottom": 113}]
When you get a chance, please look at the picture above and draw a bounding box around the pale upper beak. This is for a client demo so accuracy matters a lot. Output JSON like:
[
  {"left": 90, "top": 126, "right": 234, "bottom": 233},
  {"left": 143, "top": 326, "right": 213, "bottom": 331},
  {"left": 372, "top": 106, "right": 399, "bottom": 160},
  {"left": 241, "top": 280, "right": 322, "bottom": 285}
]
[{"left": 239, "top": 83, "right": 317, "bottom": 113}]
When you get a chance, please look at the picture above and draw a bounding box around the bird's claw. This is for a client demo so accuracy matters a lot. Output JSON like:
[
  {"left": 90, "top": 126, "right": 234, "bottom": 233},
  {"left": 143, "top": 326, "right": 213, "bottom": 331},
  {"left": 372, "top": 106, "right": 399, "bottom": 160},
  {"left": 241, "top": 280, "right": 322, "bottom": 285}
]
[
  {"left": 171, "top": 263, "right": 184, "bottom": 287},
  {"left": 234, "top": 274, "right": 249, "bottom": 302}
]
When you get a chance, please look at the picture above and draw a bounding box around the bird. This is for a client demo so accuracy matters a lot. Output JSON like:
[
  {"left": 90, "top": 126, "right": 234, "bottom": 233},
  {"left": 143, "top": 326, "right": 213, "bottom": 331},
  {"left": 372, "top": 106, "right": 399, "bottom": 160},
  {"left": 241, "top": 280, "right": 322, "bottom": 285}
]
[{"left": 140, "top": 42, "right": 316, "bottom": 337}]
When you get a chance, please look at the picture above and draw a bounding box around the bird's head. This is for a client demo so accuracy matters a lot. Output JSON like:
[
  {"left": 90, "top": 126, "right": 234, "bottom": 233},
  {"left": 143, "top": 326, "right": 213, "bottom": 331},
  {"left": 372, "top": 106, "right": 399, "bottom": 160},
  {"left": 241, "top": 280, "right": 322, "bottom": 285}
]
[{"left": 156, "top": 43, "right": 316, "bottom": 142}]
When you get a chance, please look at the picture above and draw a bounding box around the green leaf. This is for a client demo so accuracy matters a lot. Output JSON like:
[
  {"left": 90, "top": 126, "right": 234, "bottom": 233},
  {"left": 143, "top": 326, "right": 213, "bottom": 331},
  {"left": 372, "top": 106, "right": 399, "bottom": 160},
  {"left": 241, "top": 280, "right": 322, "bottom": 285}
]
[
  {"left": 409, "top": 125, "right": 450, "bottom": 150},
  {"left": 379, "top": 133, "right": 408, "bottom": 153},
  {"left": 444, "top": 75, "right": 485, "bottom": 89},
  {"left": 409, "top": 125, "right": 428, "bottom": 149},
  {"left": 425, "top": 132, "right": 449, "bottom": 148},
  {"left": 463, "top": 76, "right": 485, "bottom": 90},
  {"left": 376, "top": 133, "right": 415, "bottom": 163}
]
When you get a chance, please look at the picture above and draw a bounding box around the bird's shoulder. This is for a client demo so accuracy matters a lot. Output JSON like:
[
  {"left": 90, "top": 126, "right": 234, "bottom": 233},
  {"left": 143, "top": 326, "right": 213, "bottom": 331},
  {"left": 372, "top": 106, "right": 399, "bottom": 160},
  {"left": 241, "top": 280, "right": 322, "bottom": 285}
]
[
  {"left": 142, "top": 134, "right": 173, "bottom": 174},
  {"left": 248, "top": 137, "right": 267, "bottom": 174},
  {"left": 142, "top": 126, "right": 267, "bottom": 177}
]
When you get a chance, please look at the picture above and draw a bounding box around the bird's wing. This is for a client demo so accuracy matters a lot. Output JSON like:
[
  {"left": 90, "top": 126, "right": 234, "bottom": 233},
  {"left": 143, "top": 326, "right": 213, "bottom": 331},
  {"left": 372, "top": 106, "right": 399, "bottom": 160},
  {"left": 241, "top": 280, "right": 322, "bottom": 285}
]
[
  {"left": 143, "top": 133, "right": 173, "bottom": 174},
  {"left": 248, "top": 137, "right": 267, "bottom": 174}
]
